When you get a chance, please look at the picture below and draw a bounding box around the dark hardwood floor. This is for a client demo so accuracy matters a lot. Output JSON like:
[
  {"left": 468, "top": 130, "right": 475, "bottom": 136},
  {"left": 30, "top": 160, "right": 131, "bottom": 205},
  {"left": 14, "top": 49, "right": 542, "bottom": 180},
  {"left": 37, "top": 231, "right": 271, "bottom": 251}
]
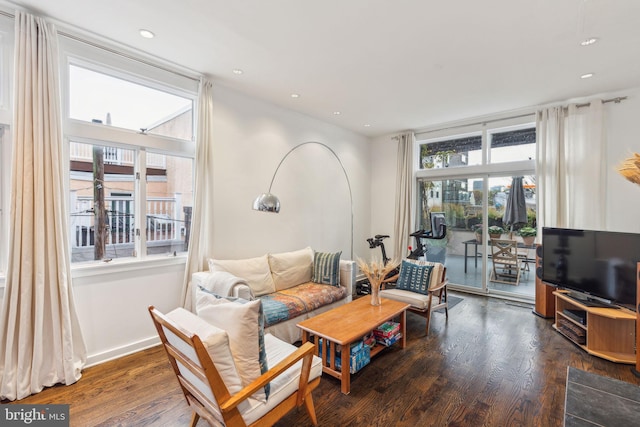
[{"left": 6, "top": 292, "right": 640, "bottom": 426}]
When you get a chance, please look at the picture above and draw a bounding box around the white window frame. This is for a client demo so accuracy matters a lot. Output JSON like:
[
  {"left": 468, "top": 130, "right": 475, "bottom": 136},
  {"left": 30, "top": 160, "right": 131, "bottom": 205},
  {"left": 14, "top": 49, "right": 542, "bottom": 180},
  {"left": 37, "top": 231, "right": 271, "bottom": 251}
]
[
  {"left": 414, "top": 117, "right": 538, "bottom": 239},
  {"left": 414, "top": 115, "right": 537, "bottom": 297},
  {"left": 416, "top": 116, "right": 536, "bottom": 182},
  {"left": 59, "top": 35, "right": 198, "bottom": 273}
]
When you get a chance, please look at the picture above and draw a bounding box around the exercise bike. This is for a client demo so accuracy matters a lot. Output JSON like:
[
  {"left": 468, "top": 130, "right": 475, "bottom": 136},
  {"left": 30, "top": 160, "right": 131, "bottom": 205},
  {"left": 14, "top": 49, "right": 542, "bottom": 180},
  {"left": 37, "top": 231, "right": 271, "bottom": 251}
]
[
  {"left": 407, "top": 221, "right": 447, "bottom": 260},
  {"left": 356, "top": 234, "right": 398, "bottom": 295},
  {"left": 356, "top": 222, "right": 447, "bottom": 295}
]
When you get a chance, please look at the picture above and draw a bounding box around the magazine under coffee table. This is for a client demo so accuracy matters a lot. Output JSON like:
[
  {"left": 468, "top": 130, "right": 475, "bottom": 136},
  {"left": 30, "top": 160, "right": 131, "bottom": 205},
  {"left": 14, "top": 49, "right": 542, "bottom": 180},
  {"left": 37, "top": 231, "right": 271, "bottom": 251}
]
[{"left": 296, "top": 297, "right": 410, "bottom": 394}]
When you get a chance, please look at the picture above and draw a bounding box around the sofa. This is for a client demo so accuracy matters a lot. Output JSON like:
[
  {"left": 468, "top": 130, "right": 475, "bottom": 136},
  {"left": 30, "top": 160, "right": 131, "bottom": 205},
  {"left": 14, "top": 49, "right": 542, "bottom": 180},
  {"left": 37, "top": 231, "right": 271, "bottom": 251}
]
[{"left": 192, "top": 247, "right": 355, "bottom": 344}]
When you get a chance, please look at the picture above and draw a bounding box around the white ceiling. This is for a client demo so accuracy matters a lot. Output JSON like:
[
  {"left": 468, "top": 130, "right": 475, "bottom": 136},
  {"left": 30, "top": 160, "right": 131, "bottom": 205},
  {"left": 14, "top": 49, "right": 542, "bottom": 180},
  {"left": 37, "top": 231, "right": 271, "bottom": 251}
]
[{"left": 5, "top": 0, "right": 640, "bottom": 137}]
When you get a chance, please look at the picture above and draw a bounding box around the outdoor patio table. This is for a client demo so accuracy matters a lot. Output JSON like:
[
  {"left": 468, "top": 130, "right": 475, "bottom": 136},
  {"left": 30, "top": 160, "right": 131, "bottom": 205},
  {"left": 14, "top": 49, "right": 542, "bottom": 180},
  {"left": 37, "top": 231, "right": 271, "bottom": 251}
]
[{"left": 462, "top": 239, "right": 535, "bottom": 273}]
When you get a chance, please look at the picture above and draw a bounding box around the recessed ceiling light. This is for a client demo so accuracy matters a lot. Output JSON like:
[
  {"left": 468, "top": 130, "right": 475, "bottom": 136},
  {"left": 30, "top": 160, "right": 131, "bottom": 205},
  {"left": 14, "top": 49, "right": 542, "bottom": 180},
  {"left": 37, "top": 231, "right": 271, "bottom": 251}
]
[
  {"left": 290, "top": 93, "right": 300, "bottom": 98},
  {"left": 232, "top": 69, "right": 243, "bottom": 75},
  {"left": 581, "top": 73, "right": 594, "bottom": 79},
  {"left": 580, "top": 37, "right": 598, "bottom": 46},
  {"left": 333, "top": 111, "right": 341, "bottom": 115},
  {"left": 139, "top": 29, "right": 155, "bottom": 39},
  {"left": 364, "top": 124, "right": 371, "bottom": 127}
]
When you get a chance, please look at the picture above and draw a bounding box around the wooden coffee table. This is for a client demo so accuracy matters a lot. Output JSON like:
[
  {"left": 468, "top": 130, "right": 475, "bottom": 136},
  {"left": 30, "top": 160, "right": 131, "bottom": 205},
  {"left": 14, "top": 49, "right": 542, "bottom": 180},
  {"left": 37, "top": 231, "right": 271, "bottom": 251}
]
[{"left": 297, "top": 297, "right": 410, "bottom": 394}]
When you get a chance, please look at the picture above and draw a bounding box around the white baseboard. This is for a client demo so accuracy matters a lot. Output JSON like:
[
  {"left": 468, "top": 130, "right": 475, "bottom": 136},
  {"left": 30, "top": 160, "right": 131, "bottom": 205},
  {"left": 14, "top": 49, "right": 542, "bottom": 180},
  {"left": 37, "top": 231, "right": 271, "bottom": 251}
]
[{"left": 85, "top": 335, "right": 160, "bottom": 368}]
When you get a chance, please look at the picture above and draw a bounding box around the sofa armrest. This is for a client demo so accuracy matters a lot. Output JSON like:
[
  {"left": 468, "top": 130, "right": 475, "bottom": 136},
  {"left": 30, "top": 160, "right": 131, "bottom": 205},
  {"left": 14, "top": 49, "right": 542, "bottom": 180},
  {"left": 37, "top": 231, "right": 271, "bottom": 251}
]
[
  {"left": 339, "top": 260, "right": 356, "bottom": 296},
  {"left": 192, "top": 271, "right": 254, "bottom": 308}
]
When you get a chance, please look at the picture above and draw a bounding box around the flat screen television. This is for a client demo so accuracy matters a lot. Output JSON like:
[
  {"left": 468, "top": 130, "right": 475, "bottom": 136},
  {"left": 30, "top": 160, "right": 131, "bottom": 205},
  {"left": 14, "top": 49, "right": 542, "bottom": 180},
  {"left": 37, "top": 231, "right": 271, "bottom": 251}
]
[{"left": 541, "top": 227, "right": 639, "bottom": 311}]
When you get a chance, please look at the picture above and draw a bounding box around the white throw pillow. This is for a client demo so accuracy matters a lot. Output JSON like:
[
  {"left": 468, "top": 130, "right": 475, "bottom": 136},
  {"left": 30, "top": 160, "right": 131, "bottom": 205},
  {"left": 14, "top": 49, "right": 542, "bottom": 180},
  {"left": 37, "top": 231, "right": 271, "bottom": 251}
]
[
  {"left": 195, "top": 289, "right": 267, "bottom": 402},
  {"left": 268, "top": 247, "right": 313, "bottom": 291},
  {"left": 209, "top": 254, "right": 275, "bottom": 296},
  {"left": 165, "top": 308, "right": 243, "bottom": 396}
]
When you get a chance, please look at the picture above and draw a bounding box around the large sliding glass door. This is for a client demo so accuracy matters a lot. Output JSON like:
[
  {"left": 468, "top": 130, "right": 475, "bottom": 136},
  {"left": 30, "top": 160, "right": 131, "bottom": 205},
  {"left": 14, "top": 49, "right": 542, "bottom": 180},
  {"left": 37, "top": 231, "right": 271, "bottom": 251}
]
[
  {"left": 485, "top": 175, "right": 537, "bottom": 298},
  {"left": 417, "top": 175, "right": 485, "bottom": 292},
  {"left": 416, "top": 173, "right": 536, "bottom": 299}
]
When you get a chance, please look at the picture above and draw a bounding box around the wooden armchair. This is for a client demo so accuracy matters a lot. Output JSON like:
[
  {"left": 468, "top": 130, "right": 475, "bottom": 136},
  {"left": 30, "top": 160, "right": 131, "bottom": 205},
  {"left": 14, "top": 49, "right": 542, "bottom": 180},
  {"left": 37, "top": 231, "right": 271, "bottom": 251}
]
[
  {"left": 489, "top": 239, "right": 522, "bottom": 285},
  {"left": 149, "top": 306, "right": 321, "bottom": 427},
  {"left": 379, "top": 260, "right": 448, "bottom": 336}
]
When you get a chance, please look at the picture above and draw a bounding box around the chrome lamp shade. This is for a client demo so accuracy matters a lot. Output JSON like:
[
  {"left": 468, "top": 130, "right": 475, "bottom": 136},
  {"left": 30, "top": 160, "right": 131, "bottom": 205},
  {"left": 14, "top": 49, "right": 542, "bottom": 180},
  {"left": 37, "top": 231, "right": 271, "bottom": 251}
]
[{"left": 252, "top": 192, "right": 280, "bottom": 213}]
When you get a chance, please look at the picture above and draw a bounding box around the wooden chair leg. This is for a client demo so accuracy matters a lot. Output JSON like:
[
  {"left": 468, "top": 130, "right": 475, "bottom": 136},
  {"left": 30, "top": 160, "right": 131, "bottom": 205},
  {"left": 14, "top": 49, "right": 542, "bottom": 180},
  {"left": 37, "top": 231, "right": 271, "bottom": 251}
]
[
  {"left": 304, "top": 394, "right": 318, "bottom": 426},
  {"left": 425, "top": 293, "right": 434, "bottom": 336},
  {"left": 425, "top": 310, "right": 432, "bottom": 337},
  {"left": 443, "top": 287, "right": 449, "bottom": 319},
  {"left": 190, "top": 412, "right": 200, "bottom": 427}
]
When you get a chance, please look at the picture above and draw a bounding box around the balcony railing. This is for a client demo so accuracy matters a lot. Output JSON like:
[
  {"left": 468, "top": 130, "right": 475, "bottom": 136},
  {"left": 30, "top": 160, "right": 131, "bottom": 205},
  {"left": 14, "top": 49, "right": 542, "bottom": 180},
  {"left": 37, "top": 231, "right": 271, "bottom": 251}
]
[
  {"left": 70, "top": 194, "right": 185, "bottom": 250},
  {"left": 69, "top": 143, "right": 166, "bottom": 168}
]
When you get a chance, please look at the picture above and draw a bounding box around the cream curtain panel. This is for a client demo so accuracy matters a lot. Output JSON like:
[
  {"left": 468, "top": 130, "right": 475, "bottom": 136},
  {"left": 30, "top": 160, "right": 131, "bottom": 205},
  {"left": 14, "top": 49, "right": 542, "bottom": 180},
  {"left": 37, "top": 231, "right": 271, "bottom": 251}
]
[
  {"left": 392, "top": 132, "right": 415, "bottom": 261},
  {"left": 0, "top": 11, "right": 86, "bottom": 401},
  {"left": 535, "top": 100, "right": 605, "bottom": 232},
  {"left": 181, "top": 80, "right": 215, "bottom": 311}
]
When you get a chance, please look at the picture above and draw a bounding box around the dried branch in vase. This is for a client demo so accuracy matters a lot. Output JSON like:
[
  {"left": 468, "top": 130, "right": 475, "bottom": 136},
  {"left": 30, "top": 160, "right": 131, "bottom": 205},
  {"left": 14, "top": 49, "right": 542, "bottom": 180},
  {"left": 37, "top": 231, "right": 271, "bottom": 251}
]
[
  {"left": 357, "top": 257, "right": 399, "bottom": 306},
  {"left": 617, "top": 152, "right": 640, "bottom": 186}
]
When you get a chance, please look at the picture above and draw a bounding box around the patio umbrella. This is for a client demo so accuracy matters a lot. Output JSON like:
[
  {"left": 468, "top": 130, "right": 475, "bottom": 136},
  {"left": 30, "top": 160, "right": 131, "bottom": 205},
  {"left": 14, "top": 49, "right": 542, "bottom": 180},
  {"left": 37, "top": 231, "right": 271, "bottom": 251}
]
[{"left": 503, "top": 176, "right": 527, "bottom": 238}]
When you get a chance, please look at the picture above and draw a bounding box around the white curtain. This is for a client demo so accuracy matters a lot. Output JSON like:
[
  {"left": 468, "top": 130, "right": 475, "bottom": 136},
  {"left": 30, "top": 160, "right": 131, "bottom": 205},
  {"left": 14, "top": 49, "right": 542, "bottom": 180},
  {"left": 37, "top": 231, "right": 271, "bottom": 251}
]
[
  {"left": 536, "top": 100, "right": 605, "bottom": 232},
  {"left": 0, "top": 11, "right": 86, "bottom": 401},
  {"left": 392, "top": 132, "right": 415, "bottom": 261},
  {"left": 181, "top": 80, "right": 215, "bottom": 310}
]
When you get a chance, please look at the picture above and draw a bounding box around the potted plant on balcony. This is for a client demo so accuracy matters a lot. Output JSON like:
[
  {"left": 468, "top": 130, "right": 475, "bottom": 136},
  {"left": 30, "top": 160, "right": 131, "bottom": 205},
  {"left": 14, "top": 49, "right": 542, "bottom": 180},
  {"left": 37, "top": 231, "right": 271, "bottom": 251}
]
[
  {"left": 473, "top": 225, "right": 483, "bottom": 242},
  {"left": 518, "top": 226, "right": 537, "bottom": 246},
  {"left": 488, "top": 225, "right": 504, "bottom": 239}
]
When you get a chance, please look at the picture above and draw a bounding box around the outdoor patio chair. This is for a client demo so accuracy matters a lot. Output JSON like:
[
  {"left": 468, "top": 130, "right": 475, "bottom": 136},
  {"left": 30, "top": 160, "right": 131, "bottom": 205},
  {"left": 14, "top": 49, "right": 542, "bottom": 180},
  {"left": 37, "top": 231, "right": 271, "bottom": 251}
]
[{"left": 489, "top": 239, "right": 522, "bottom": 285}]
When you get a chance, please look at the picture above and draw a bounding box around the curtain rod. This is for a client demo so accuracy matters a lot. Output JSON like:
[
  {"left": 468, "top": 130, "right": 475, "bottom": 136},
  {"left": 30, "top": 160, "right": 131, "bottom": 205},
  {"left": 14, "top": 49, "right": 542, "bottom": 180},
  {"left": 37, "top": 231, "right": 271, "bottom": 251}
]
[
  {"left": 395, "top": 95, "right": 628, "bottom": 140},
  {"left": 0, "top": 9, "right": 201, "bottom": 83}
]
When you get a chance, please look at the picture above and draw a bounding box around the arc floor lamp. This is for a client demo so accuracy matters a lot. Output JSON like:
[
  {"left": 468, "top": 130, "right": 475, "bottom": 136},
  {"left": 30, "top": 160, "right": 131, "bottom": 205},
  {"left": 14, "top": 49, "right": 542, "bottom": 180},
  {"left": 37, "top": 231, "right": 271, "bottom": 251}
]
[{"left": 252, "top": 141, "right": 354, "bottom": 260}]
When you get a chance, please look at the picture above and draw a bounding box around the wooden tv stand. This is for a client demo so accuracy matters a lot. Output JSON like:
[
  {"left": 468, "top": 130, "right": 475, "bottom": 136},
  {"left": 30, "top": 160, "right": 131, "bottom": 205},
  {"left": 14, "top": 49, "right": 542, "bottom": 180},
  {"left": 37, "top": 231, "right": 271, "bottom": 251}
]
[{"left": 553, "top": 291, "right": 636, "bottom": 364}]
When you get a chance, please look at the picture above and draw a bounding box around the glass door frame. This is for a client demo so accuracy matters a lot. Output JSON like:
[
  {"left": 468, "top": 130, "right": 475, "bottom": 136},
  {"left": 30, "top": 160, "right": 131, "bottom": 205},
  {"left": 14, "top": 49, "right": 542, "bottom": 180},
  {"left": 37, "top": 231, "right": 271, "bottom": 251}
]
[{"left": 415, "top": 165, "right": 536, "bottom": 300}]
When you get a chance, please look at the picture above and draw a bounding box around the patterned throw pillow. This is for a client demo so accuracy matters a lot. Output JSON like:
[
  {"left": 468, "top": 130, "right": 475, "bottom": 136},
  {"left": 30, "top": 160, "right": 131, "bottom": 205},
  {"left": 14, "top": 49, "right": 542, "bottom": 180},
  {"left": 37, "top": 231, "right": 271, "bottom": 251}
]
[
  {"left": 196, "top": 286, "right": 270, "bottom": 400},
  {"left": 312, "top": 251, "right": 342, "bottom": 286},
  {"left": 395, "top": 260, "right": 434, "bottom": 295}
]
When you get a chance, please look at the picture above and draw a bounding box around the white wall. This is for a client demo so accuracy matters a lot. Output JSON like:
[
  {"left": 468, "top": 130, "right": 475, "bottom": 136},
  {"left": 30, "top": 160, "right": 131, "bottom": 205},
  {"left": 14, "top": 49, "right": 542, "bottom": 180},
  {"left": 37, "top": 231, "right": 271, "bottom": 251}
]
[
  {"left": 211, "top": 85, "right": 371, "bottom": 259},
  {"left": 61, "top": 84, "right": 372, "bottom": 365},
  {"left": 370, "top": 86, "right": 640, "bottom": 257},
  {"left": 605, "top": 87, "right": 640, "bottom": 233},
  {"left": 72, "top": 260, "right": 185, "bottom": 366}
]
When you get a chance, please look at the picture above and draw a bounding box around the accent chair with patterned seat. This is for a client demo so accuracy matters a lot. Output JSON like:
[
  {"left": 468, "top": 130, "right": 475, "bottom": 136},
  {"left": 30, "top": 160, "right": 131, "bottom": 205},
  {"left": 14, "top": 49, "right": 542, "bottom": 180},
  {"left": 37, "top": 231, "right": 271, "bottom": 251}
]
[{"left": 379, "top": 259, "right": 448, "bottom": 336}]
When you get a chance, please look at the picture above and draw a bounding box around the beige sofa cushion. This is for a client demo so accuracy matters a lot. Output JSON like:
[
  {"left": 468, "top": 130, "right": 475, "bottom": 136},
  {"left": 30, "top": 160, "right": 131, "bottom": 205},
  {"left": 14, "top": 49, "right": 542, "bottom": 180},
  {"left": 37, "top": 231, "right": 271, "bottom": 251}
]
[
  {"left": 209, "top": 254, "right": 275, "bottom": 296},
  {"left": 268, "top": 247, "right": 313, "bottom": 291}
]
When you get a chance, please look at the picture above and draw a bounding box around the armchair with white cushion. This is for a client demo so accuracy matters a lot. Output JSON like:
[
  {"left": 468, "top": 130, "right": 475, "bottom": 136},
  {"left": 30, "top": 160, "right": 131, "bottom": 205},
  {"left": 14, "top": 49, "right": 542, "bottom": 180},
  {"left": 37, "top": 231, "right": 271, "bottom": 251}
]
[
  {"left": 149, "top": 305, "right": 322, "bottom": 427},
  {"left": 378, "top": 259, "right": 449, "bottom": 337}
]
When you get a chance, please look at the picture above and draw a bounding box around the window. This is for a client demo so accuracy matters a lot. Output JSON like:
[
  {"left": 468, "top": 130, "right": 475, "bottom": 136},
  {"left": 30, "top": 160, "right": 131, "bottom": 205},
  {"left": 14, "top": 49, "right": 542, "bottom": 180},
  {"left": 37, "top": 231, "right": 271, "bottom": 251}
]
[
  {"left": 63, "top": 40, "right": 198, "bottom": 264},
  {"left": 419, "top": 134, "right": 481, "bottom": 169},
  {"left": 69, "top": 141, "right": 137, "bottom": 262},
  {"left": 418, "top": 124, "right": 536, "bottom": 170},
  {"left": 416, "top": 122, "right": 537, "bottom": 233},
  {"left": 69, "top": 64, "right": 193, "bottom": 140},
  {"left": 145, "top": 152, "right": 193, "bottom": 257},
  {"left": 489, "top": 128, "right": 536, "bottom": 163}
]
